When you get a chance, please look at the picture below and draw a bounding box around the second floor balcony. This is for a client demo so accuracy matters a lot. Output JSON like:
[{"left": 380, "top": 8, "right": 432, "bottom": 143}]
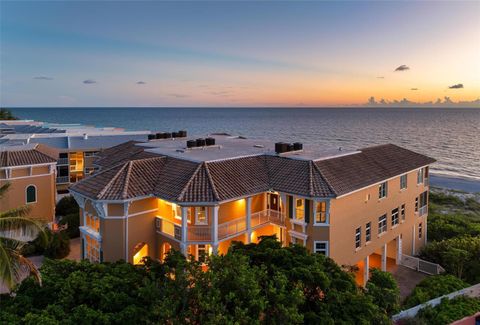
[{"left": 155, "top": 208, "right": 286, "bottom": 243}]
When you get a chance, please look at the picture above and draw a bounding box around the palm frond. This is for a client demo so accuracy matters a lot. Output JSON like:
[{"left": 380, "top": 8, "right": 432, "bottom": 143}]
[
  {"left": 0, "top": 205, "right": 31, "bottom": 219},
  {"left": 0, "top": 216, "right": 46, "bottom": 243}
]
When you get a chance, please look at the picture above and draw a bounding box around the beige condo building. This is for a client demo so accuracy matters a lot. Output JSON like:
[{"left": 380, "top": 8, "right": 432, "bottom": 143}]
[{"left": 70, "top": 136, "right": 434, "bottom": 284}]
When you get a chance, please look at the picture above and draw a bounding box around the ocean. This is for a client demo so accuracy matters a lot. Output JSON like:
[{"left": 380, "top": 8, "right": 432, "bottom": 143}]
[{"left": 9, "top": 107, "right": 480, "bottom": 182}]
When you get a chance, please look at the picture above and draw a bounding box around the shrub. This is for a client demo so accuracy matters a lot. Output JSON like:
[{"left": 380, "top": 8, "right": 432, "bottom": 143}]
[
  {"left": 427, "top": 214, "right": 480, "bottom": 242},
  {"left": 419, "top": 236, "right": 480, "bottom": 284},
  {"left": 366, "top": 268, "right": 400, "bottom": 316},
  {"left": 59, "top": 212, "right": 80, "bottom": 238},
  {"left": 44, "top": 231, "right": 70, "bottom": 259},
  {"left": 416, "top": 296, "right": 480, "bottom": 325},
  {"left": 403, "top": 275, "right": 469, "bottom": 309}
]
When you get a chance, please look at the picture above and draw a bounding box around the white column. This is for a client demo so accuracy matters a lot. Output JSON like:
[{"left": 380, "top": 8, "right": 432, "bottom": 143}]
[
  {"left": 381, "top": 243, "right": 387, "bottom": 271},
  {"left": 292, "top": 196, "right": 297, "bottom": 220},
  {"left": 246, "top": 197, "right": 252, "bottom": 244},
  {"left": 212, "top": 205, "right": 219, "bottom": 255},
  {"left": 412, "top": 225, "right": 416, "bottom": 255},
  {"left": 181, "top": 206, "right": 188, "bottom": 256},
  {"left": 363, "top": 255, "right": 369, "bottom": 287},
  {"left": 396, "top": 235, "right": 402, "bottom": 265}
]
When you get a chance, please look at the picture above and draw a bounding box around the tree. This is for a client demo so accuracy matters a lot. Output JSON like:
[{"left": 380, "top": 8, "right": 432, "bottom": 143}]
[
  {"left": 0, "top": 237, "right": 393, "bottom": 323},
  {"left": 403, "top": 275, "right": 469, "bottom": 309},
  {"left": 420, "top": 236, "right": 480, "bottom": 284},
  {"left": 0, "top": 183, "right": 47, "bottom": 291},
  {"left": 0, "top": 108, "right": 18, "bottom": 120},
  {"left": 56, "top": 196, "right": 80, "bottom": 238},
  {"left": 366, "top": 268, "right": 400, "bottom": 316}
]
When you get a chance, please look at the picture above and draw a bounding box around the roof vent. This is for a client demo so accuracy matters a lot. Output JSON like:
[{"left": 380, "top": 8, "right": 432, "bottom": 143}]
[
  {"left": 186, "top": 140, "right": 197, "bottom": 148},
  {"left": 275, "top": 142, "right": 288, "bottom": 154},
  {"left": 293, "top": 142, "right": 303, "bottom": 151},
  {"left": 83, "top": 133, "right": 88, "bottom": 140},
  {"left": 196, "top": 138, "right": 206, "bottom": 147},
  {"left": 205, "top": 137, "right": 215, "bottom": 146},
  {"left": 148, "top": 134, "right": 156, "bottom": 140}
]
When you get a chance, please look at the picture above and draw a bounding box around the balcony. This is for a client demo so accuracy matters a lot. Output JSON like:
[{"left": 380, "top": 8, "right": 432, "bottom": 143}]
[
  {"left": 56, "top": 176, "right": 70, "bottom": 184},
  {"left": 419, "top": 205, "right": 428, "bottom": 216},
  {"left": 156, "top": 209, "right": 286, "bottom": 243},
  {"left": 156, "top": 217, "right": 182, "bottom": 241}
]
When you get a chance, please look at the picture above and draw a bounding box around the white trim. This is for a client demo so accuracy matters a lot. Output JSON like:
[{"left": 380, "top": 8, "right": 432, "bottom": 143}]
[
  {"left": 0, "top": 162, "right": 56, "bottom": 170},
  {"left": 335, "top": 164, "right": 430, "bottom": 199},
  {"left": 79, "top": 226, "right": 102, "bottom": 242},
  {"left": 25, "top": 184, "right": 37, "bottom": 204},
  {"left": 313, "top": 240, "right": 329, "bottom": 256},
  {"left": 0, "top": 172, "right": 54, "bottom": 181},
  {"left": 313, "top": 199, "right": 330, "bottom": 226}
]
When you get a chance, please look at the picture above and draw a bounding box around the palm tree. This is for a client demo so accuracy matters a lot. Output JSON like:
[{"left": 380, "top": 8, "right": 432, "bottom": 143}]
[{"left": 0, "top": 182, "right": 47, "bottom": 291}]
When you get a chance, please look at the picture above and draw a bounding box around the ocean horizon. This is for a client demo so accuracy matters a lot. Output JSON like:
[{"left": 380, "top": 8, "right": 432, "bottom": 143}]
[{"left": 9, "top": 106, "right": 480, "bottom": 184}]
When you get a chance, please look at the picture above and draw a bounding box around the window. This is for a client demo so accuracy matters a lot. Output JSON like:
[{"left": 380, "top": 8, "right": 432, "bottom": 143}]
[
  {"left": 417, "top": 168, "right": 424, "bottom": 184},
  {"left": 419, "top": 223, "right": 423, "bottom": 239},
  {"left": 295, "top": 199, "right": 305, "bottom": 220},
  {"left": 378, "top": 214, "right": 387, "bottom": 234},
  {"left": 419, "top": 191, "right": 428, "bottom": 208},
  {"left": 313, "top": 241, "right": 328, "bottom": 256},
  {"left": 197, "top": 244, "right": 209, "bottom": 263},
  {"left": 415, "top": 197, "right": 419, "bottom": 212},
  {"left": 378, "top": 182, "right": 388, "bottom": 199},
  {"left": 86, "top": 214, "right": 100, "bottom": 232},
  {"left": 366, "top": 222, "right": 371, "bottom": 242},
  {"left": 355, "top": 227, "right": 361, "bottom": 249},
  {"left": 391, "top": 208, "right": 399, "bottom": 227},
  {"left": 315, "top": 201, "right": 327, "bottom": 224},
  {"left": 84, "top": 234, "right": 101, "bottom": 262},
  {"left": 195, "top": 207, "right": 208, "bottom": 225},
  {"left": 26, "top": 185, "right": 36, "bottom": 203},
  {"left": 84, "top": 151, "right": 99, "bottom": 157},
  {"left": 400, "top": 174, "right": 408, "bottom": 190},
  {"left": 401, "top": 204, "right": 406, "bottom": 221}
]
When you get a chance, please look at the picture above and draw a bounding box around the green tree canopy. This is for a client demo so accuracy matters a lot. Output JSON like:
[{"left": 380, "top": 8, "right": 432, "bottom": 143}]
[{"left": 403, "top": 275, "right": 469, "bottom": 309}]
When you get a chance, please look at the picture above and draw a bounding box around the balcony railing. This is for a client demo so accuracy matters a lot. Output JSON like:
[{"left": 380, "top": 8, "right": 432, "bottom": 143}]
[
  {"left": 156, "top": 209, "right": 285, "bottom": 243},
  {"left": 419, "top": 205, "right": 428, "bottom": 216},
  {"left": 57, "top": 157, "right": 69, "bottom": 165},
  {"left": 156, "top": 217, "right": 182, "bottom": 241},
  {"left": 423, "top": 177, "right": 429, "bottom": 186},
  {"left": 56, "top": 176, "right": 70, "bottom": 184},
  {"left": 188, "top": 226, "right": 211, "bottom": 242},
  {"left": 218, "top": 217, "right": 247, "bottom": 240}
]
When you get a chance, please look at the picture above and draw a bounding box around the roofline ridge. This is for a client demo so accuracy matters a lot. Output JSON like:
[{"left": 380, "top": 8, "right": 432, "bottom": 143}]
[
  {"left": 122, "top": 161, "right": 134, "bottom": 199},
  {"left": 311, "top": 161, "right": 338, "bottom": 196},
  {"left": 176, "top": 163, "right": 203, "bottom": 202},
  {"left": 97, "top": 162, "right": 129, "bottom": 199},
  {"left": 204, "top": 162, "right": 221, "bottom": 201},
  {"left": 308, "top": 161, "right": 314, "bottom": 197}
]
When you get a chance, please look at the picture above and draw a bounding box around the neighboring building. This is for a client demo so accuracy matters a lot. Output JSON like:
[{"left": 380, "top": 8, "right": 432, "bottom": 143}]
[
  {"left": 1, "top": 120, "right": 151, "bottom": 192},
  {"left": 0, "top": 144, "right": 58, "bottom": 223},
  {"left": 70, "top": 135, "right": 434, "bottom": 284}
]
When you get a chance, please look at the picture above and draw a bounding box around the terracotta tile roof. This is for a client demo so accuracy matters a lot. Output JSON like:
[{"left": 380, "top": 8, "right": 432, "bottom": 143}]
[
  {"left": 71, "top": 143, "right": 435, "bottom": 202},
  {"left": 315, "top": 144, "right": 436, "bottom": 196},
  {"left": 0, "top": 146, "right": 57, "bottom": 167},
  {"left": 206, "top": 156, "right": 270, "bottom": 201},
  {"left": 71, "top": 157, "right": 166, "bottom": 200},
  {"left": 94, "top": 140, "right": 159, "bottom": 168}
]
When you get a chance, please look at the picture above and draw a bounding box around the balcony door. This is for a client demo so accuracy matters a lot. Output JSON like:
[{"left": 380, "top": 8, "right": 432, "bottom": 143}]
[{"left": 267, "top": 193, "right": 280, "bottom": 211}]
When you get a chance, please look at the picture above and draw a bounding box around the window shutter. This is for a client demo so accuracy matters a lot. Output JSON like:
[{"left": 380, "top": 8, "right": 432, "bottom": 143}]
[
  {"left": 81, "top": 238, "right": 85, "bottom": 259},
  {"left": 288, "top": 195, "right": 293, "bottom": 219},
  {"left": 305, "top": 199, "right": 311, "bottom": 223}
]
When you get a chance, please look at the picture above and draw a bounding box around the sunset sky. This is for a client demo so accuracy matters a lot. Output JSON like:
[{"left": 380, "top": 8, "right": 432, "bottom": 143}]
[{"left": 1, "top": 1, "right": 479, "bottom": 107}]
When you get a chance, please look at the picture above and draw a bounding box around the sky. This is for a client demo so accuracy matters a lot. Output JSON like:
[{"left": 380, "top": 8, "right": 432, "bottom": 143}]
[{"left": 1, "top": 1, "right": 479, "bottom": 107}]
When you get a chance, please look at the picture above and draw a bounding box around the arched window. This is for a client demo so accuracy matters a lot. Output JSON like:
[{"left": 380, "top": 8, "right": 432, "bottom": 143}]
[
  {"left": 26, "top": 185, "right": 36, "bottom": 203},
  {"left": 133, "top": 242, "right": 148, "bottom": 265}
]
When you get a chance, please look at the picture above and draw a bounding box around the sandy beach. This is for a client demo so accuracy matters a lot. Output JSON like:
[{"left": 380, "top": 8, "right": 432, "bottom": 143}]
[{"left": 430, "top": 175, "right": 480, "bottom": 193}]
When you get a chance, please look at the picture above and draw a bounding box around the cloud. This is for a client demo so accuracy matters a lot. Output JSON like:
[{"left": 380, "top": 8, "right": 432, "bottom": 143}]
[
  {"left": 168, "top": 93, "right": 188, "bottom": 98},
  {"left": 33, "top": 76, "right": 53, "bottom": 80},
  {"left": 376, "top": 76, "right": 385, "bottom": 79},
  {"left": 136, "top": 81, "right": 146, "bottom": 85},
  {"left": 410, "top": 88, "right": 419, "bottom": 91},
  {"left": 394, "top": 65, "right": 410, "bottom": 72},
  {"left": 448, "top": 83, "right": 464, "bottom": 89},
  {"left": 83, "top": 79, "right": 97, "bottom": 84},
  {"left": 362, "top": 96, "right": 479, "bottom": 108}
]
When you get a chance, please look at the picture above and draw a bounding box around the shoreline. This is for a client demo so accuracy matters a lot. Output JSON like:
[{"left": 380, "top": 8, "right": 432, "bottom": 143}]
[{"left": 430, "top": 174, "right": 480, "bottom": 193}]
